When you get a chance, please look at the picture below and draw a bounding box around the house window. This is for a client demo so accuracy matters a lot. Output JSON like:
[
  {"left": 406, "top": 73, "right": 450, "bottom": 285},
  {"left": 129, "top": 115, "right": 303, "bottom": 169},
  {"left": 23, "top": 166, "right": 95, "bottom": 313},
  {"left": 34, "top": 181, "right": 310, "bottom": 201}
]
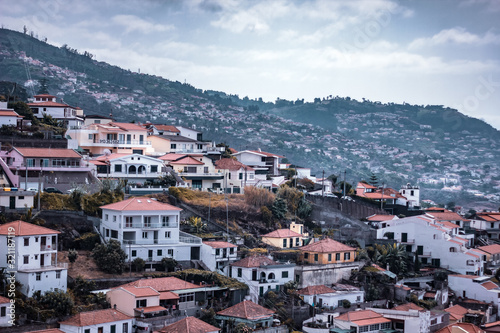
[
  {"left": 381, "top": 323, "right": 391, "bottom": 329},
  {"left": 157, "top": 250, "right": 162, "bottom": 256},
  {"left": 132, "top": 250, "right": 137, "bottom": 257},
  {"left": 228, "top": 173, "right": 231, "bottom": 179},
  {"left": 24, "top": 238, "right": 29, "bottom": 246},
  {"left": 27, "top": 158, "right": 35, "bottom": 167},
  {"left": 179, "top": 293, "right": 194, "bottom": 303},
  {"left": 282, "top": 271, "right": 288, "bottom": 278},
  {"left": 105, "top": 214, "right": 108, "bottom": 221},
  {"left": 24, "top": 256, "right": 29, "bottom": 264},
  {"left": 359, "top": 325, "right": 369, "bottom": 333},
  {"left": 114, "top": 164, "right": 122, "bottom": 172},
  {"left": 36, "top": 273, "right": 41, "bottom": 281},
  {"left": 142, "top": 232, "right": 148, "bottom": 239},
  {"left": 136, "top": 299, "right": 147, "bottom": 308},
  {"left": 123, "top": 323, "right": 128, "bottom": 333},
  {"left": 216, "top": 249, "right": 220, "bottom": 256},
  {"left": 56, "top": 271, "right": 61, "bottom": 279},
  {"left": 328, "top": 254, "right": 332, "bottom": 262},
  {"left": 144, "top": 216, "right": 151, "bottom": 227},
  {"left": 111, "top": 230, "right": 118, "bottom": 239},
  {"left": 296, "top": 238, "right": 300, "bottom": 246},
  {"left": 314, "top": 254, "right": 318, "bottom": 262},
  {"left": 113, "top": 215, "right": 116, "bottom": 222},
  {"left": 165, "top": 231, "right": 171, "bottom": 238},
  {"left": 168, "top": 249, "right": 174, "bottom": 256},
  {"left": 151, "top": 165, "right": 158, "bottom": 172},
  {"left": 369, "top": 324, "right": 380, "bottom": 331},
  {"left": 239, "top": 173, "right": 243, "bottom": 180},
  {"left": 237, "top": 268, "right": 242, "bottom": 277},
  {"left": 106, "top": 229, "right": 110, "bottom": 237},
  {"left": 126, "top": 217, "right": 133, "bottom": 227},
  {"left": 204, "top": 166, "right": 209, "bottom": 173},
  {"left": 230, "top": 248, "right": 234, "bottom": 254},
  {"left": 110, "top": 325, "right": 116, "bottom": 333},
  {"left": 283, "top": 239, "right": 287, "bottom": 247},
  {"left": 1, "top": 306, "right": 6, "bottom": 317},
  {"left": 171, "top": 144, "right": 177, "bottom": 149},
  {"left": 344, "top": 252, "right": 351, "bottom": 260},
  {"left": 304, "top": 253, "right": 309, "bottom": 259},
  {"left": 336, "top": 253, "right": 340, "bottom": 261},
  {"left": 85, "top": 330, "right": 90, "bottom": 333}
]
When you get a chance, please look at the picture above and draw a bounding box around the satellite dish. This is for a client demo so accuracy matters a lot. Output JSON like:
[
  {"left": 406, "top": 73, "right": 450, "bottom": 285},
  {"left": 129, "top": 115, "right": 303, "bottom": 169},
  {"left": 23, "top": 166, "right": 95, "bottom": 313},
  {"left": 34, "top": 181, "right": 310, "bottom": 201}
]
[{"left": 103, "top": 149, "right": 112, "bottom": 156}]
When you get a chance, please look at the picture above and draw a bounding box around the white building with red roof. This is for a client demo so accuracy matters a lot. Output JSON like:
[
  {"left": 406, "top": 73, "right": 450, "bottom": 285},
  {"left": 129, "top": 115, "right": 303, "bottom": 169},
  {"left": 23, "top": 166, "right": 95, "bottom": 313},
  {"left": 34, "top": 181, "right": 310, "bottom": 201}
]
[
  {"left": 91, "top": 153, "right": 164, "bottom": 182},
  {"left": 376, "top": 215, "right": 486, "bottom": 275},
  {"left": 215, "top": 300, "right": 278, "bottom": 332},
  {"left": 0, "top": 101, "right": 23, "bottom": 127},
  {"left": 229, "top": 255, "right": 295, "bottom": 302},
  {"left": 448, "top": 275, "right": 500, "bottom": 308},
  {"left": 215, "top": 158, "right": 256, "bottom": 193},
  {"left": 100, "top": 197, "right": 201, "bottom": 263},
  {"left": 332, "top": 309, "right": 392, "bottom": 333},
  {"left": 59, "top": 308, "right": 134, "bottom": 333},
  {"left": 28, "top": 94, "right": 84, "bottom": 128},
  {"left": 232, "top": 149, "right": 284, "bottom": 177},
  {"left": 297, "top": 284, "right": 364, "bottom": 309},
  {"left": 0, "top": 295, "right": 12, "bottom": 327},
  {"left": 0, "top": 220, "right": 67, "bottom": 297},
  {"left": 200, "top": 241, "right": 238, "bottom": 275},
  {"left": 157, "top": 316, "right": 220, "bottom": 333},
  {"left": 167, "top": 155, "right": 223, "bottom": 191},
  {"left": 261, "top": 229, "right": 305, "bottom": 249}
]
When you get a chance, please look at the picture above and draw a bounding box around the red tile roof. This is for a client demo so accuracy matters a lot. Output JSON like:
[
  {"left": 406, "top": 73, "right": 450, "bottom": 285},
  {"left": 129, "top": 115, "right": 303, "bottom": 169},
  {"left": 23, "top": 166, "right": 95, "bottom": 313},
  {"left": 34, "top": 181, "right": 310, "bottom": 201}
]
[
  {"left": 0, "top": 110, "right": 22, "bottom": 117},
  {"left": 357, "top": 182, "right": 377, "bottom": 189},
  {"left": 217, "top": 300, "right": 274, "bottom": 320},
  {"left": 367, "top": 214, "right": 397, "bottom": 221},
  {"left": 215, "top": 158, "right": 254, "bottom": 171},
  {"left": 250, "top": 150, "right": 284, "bottom": 158},
  {"left": 427, "top": 212, "right": 469, "bottom": 222},
  {"left": 300, "top": 238, "right": 355, "bottom": 253},
  {"left": 262, "top": 229, "right": 302, "bottom": 238},
  {"left": 476, "top": 212, "right": 500, "bottom": 222},
  {"left": 28, "top": 101, "right": 69, "bottom": 107},
  {"left": 203, "top": 241, "right": 237, "bottom": 249},
  {"left": 0, "top": 220, "right": 60, "bottom": 236},
  {"left": 170, "top": 156, "right": 204, "bottom": 165},
  {"left": 117, "top": 277, "right": 199, "bottom": 292},
  {"left": 159, "top": 153, "right": 187, "bottom": 161},
  {"left": 59, "top": 309, "right": 132, "bottom": 327},
  {"left": 25, "top": 330, "right": 65, "bottom": 333},
  {"left": 231, "top": 256, "right": 278, "bottom": 268},
  {"left": 135, "top": 305, "right": 167, "bottom": 313},
  {"left": 0, "top": 295, "right": 10, "bottom": 303},
  {"left": 154, "top": 125, "right": 180, "bottom": 133},
  {"left": 298, "top": 285, "right": 335, "bottom": 295},
  {"left": 100, "top": 197, "right": 182, "bottom": 211},
  {"left": 110, "top": 122, "right": 147, "bottom": 131},
  {"left": 160, "top": 291, "right": 180, "bottom": 300},
  {"left": 478, "top": 244, "right": 500, "bottom": 255},
  {"left": 445, "top": 304, "right": 468, "bottom": 321},
  {"left": 336, "top": 309, "right": 390, "bottom": 326},
  {"left": 158, "top": 316, "right": 220, "bottom": 333},
  {"left": 481, "top": 281, "right": 498, "bottom": 290},
  {"left": 14, "top": 147, "right": 82, "bottom": 159},
  {"left": 435, "top": 322, "right": 483, "bottom": 333},
  {"left": 393, "top": 303, "right": 425, "bottom": 312},
  {"left": 121, "top": 286, "right": 159, "bottom": 297}
]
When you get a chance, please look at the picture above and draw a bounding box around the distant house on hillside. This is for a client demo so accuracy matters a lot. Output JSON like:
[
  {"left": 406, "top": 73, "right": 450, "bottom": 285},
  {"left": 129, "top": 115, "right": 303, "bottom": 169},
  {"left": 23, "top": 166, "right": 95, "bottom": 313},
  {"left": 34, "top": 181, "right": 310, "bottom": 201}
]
[{"left": 28, "top": 94, "right": 84, "bottom": 128}]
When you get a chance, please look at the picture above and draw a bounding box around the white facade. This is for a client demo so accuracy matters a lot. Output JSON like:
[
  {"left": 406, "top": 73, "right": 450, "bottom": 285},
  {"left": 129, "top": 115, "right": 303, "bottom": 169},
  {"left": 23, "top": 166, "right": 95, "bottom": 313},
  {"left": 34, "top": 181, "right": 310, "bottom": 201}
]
[
  {"left": 100, "top": 197, "right": 201, "bottom": 263},
  {"left": 300, "top": 288, "right": 364, "bottom": 309},
  {"left": 371, "top": 307, "right": 431, "bottom": 333},
  {"left": 232, "top": 150, "right": 282, "bottom": 176},
  {"left": 400, "top": 183, "right": 420, "bottom": 207},
  {"left": 376, "top": 216, "right": 485, "bottom": 275},
  {"left": 28, "top": 94, "right": 84, "bottom": 129},
  {"left": 59, "top": 311, "right": 134, "bottom": 333},
  {"left": 200, "top": 241, "right": 238, "bottom": 275},
  {"left": 448, "top": 275, "right": 500, "bottom": 307},
  {"left": 0, "top": 102, "right": 21, "bottom": 127},
  {"left": 0, "top": 297, "right": 13, "bottom": 327},
  {"left": 0, "top": 221, "right": 67, "bottom": 297},
  {"left": 94, "top": 153, "right": 165, "bottom": 181}
]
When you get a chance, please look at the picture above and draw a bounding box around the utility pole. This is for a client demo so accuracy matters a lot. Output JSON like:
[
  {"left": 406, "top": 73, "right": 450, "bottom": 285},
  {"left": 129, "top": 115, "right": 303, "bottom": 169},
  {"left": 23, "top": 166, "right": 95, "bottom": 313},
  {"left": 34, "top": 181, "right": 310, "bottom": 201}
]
[
  {"left": 381, "top": 182, "right": 385, "bottom": 210},
  {"left": 343, "top": 169, "right": 346, "bottom": 197},
  {"left": 322, "top": 170, "right": 324, "bottom": 197}
]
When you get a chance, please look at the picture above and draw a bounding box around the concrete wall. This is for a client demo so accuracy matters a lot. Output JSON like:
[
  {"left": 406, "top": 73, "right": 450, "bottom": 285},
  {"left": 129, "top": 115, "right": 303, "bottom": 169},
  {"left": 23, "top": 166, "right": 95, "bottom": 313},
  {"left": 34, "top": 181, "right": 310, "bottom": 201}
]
[{"left": 295, "top": 261, "right": 364, "bottom": 289}]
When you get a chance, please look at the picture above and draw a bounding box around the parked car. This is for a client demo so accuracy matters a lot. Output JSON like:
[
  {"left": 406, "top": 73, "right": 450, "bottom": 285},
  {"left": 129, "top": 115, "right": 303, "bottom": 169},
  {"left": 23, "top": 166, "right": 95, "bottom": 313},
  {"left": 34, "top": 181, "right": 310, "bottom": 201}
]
[
  {"left": 44, "top": 187, "right": 63, "bottom": 194},
  {"left": 27, "top": 187, "right": 38, "bottom": 192}
]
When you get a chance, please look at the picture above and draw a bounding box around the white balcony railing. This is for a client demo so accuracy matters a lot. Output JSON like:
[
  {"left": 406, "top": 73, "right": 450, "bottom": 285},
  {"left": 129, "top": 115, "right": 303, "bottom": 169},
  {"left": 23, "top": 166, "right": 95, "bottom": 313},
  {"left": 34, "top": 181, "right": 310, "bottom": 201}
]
[{"left": 124, "top": 222, "right": 179, "bottom": 229}]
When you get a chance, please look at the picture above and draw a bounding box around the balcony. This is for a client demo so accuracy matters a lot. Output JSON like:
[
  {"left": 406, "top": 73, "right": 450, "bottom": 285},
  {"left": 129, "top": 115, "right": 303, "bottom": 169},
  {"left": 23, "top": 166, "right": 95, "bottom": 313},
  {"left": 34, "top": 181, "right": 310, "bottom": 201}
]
[
  {"left": 85, "top": 139, "right": 152, "bottom": 147},
  {"left": 179, "top": 231, "right": 201, "bottom": 244},
  {"left": 401, "top": 238, "right": 415, "bottom": 244},
  {"left": 124, "top": 222, "right": 179, "bottom": 229},
  {"left": 178, "top": 172, "right": 224, "bottom": 180},
  {"left": 40, "top": 244, "right": 56, "bottom": 251},
  {"left": 19, "top": 262, "right": 68, "bottom": 273},
  {"left": 123, "top": 239, "right": 179, "bottom": 245}
]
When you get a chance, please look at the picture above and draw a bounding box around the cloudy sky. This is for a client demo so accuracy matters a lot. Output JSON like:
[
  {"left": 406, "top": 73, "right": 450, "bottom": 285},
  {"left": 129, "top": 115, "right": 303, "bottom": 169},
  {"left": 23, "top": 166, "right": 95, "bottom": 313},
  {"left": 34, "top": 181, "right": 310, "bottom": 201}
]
[{"left": 1, "top": 0, "right": 499, "bottom": 129}]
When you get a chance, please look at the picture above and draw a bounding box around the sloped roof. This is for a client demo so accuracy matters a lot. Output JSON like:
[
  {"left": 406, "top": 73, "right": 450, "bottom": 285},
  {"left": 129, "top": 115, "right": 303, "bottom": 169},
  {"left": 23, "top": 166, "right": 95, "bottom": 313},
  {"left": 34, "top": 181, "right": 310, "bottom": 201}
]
[
  {"left": 476, "top": 212, "right": 500, "bottom": 222},
  {"left": 28, "top": 101, "right": 69, "bottom": 107},
  {"left": 157, "top": 316, "right": 220, "bottom": 333},
  {"left": 170, "top": 156, "right": 204, "bottom": 165},
  {"left": 215, "top": 158, "right": 254, "bottom": 171},
  {"left": 478, "top": 244, "right": 500, "bottom": 255},
  {"left": 357, "top": 182, "right": 377, "bottom": 189},
  {"left": 59, "top": 309, "right": 132, "bottom": 327},
  {"left": 427, "top": 212, "right": 469, "bottom": 222},
  {"left": 262, "top": 229, "right": 302, "bottom": 238},
  {"left": 203, "top": 241, "right": 237, "bottom": 249},
  {"left": 117, "top": 277, "right": 199, "bottom": 292},
  {"left": 0, "top": 296, "right": 10, "bottom": 303},
  {"left": 120, "top": 286, "right": 159, "bottom": 297},
  {"left": 216, "top": 300, "right": 274, "bottom": 320},
  {"left": 0, "top": 220, "right": 60, "bottom": 236},
  {"left": 300, "top": 238, "right": 355, "bottom": 253},
  {"left": 14, "top": 147, "right": 82, "bottom": 159},
  {"left": 367, "top": 214, "right": 397, "bottom": 221},
  {"left": 154, "top": 125, "right": 180, "bottom": 133},
  {"left": 159, "top": 153, "right": 188, "bottom": 161},
  {"left": 481, "top": 281, "right": 499, "bottom": 290},
  {"left": 435, "top": 322, "right": 483, "bottom": 333},
  {"left": 445, "top": 304, "right": 469, "bottom": 322},
  {"left": 297, "top": 285, "right": 335, "bottom": 295},
  {"left": 135, "top": 305, "right": 167, "bottom": 313},
  {"left": 0, "top": 110, "right": 22, "bottom": 117},
  {"left": 393, "top": 303, "right": 425, "bottom": 312},
  {"left": 336, "top": 309, "right": 390, "bottom": 325},
  {"left": 110, "top": 122, "right": 146, "bottom": 131},
  {"left": 231, "top": 256, "right": 278, "bottom": 268},
  {"left": 100, "top": 197, "right": 182, "bottom": 211}
]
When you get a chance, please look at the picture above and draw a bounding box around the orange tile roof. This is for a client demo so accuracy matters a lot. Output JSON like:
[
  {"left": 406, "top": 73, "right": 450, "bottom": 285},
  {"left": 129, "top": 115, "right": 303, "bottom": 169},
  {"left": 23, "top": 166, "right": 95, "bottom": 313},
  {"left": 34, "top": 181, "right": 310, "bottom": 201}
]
[
  {"left": 216, "top": 300, "right": 274, "bottom": 320},
  {"left": 117, "top": 277, "right": 199, "bottom": 292},
  {"left": 0, "top": 220, "right": 59, "bottom": 236},
  {"left": 203, "top": 241, "right": 237, "bottom": 249},
  {"left": 435, "top": 322, "right": 483, "bottom": 333},
  {"left": 481, "top": 281, "right": 498, "bottom": 290},
  {"left": 154, "top": 125, "right": 180, "bottom": 133},
  {"left": 336, "top": 309, "right": 390, "bottom": 326},
  {"left": 300, "top": 238, "right": 355, "bottom": 253},
  {"left": 361, "top": 192, "right": 396, "bottom": 200},
  {"left": 357, "top": 182, "right": 377, "bottom": 189},
  {"left": 0, "top": 296, "right": 10, "bottom": 303},
  {"left": 393, "top": 303, "right": 425, "bottom": 312},
  {"left": 0, "top": 110, "right": 22, "bottom": 117},
  {"left": 231, "top": 256, "right": 278, "bottom": 268},
  {"left": 110, "top": 122, "right": 147, "bottom": 131},
  {"left": 135, "top": 305, "right": 167, "bottom": 313},
  {"left": 484, "top": 320, "right": 500, "bottom": 328},
  {"left": 366, "top": 214, "right": 397, "bottom": 221},
  {"left": 298, "top": 285, "right": 335, "bottom": 295},
  {"left": 436, "top": 221, "right": 461, "bottom": 229},
  {"left": 262, "top": 229, "right": 302, "bottom": 238},
  {"left": 215, "top": 158, "right": 254, "bottom": 171},
  {"left": 121, "top": 286, "right": 159, "bottom": 297},
  {"left": 25, "top": 330, "right": 65, "bottom": 333},
  {"left": 14, "top": 147, "right": 82, "bottom": 158},
  {"left": 160, "top": 291, "right": 180, "bottom": 300},
  {"left": 159, "top": 153, "right": 187, "bottom": 161},
  {"left": 170, "top": 156, "right": 204, "bottom": 165},
  {"left": 250, "top": 150, "right": 284, "bottom": 158},
  {"left": 95, "top": 153, "right": 130, "bottom": 161},
  {"left": 28, "top": 101, "right": 69, "bottom": 107},
  {"left": 478, "top": 244, "right": 500, "bottom": 255},
  {"left": 158, "top": 316, "right": 220, "bottom": 333},
  {"left": 427, "top": 212, "right": 469, "bottom": 222},
  {"left": 100, "top": 197, "right": 182, "bottom": 211},
  {"left": 59, "top": 309, "right": 132, "bottom": 327},
  {"left": 476, "top": 212, "right": 500, "bottom": 222}
]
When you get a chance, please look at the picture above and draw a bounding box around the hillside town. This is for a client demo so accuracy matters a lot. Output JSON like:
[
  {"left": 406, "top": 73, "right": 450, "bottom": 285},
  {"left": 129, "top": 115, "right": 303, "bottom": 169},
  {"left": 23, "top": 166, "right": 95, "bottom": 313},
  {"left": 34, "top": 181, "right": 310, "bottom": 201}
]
[{"left": 1, "top": 94, "right": 500, "bottom": 333}]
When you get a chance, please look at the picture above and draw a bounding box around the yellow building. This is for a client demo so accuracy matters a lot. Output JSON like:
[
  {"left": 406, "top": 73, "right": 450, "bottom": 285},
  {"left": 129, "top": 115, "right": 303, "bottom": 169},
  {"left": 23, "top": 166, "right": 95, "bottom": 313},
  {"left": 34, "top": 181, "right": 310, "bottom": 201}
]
[
  {"left": 261, "top": 229, "right": 304, "bottom": 248},
  {"left": 299, "top": 238, "right": 356, "bottom": 265}
]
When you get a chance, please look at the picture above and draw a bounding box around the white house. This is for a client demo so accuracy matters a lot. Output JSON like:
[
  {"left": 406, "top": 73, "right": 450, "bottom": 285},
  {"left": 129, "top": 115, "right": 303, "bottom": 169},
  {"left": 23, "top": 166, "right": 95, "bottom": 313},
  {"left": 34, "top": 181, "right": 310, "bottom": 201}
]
[
  {"left": 376, "top": 215, "right": 485, "bottom": 275},
  {"left": 0, "top": 220, "right": 67, "bottom": 297},
  {"left": 229, "top": 255, "right": 295, "bottom": 302},
  {"left": 200, "top": 241, "right": 238, "bottom": 275},
  {"left": 215, "top": 158, "right": 256, "bottom": 193},
  {"left": 297, "top": 284, "right": 364, "bottom": 309},
  {"left": 58, "top": 308, "right": 134, "bottom": 333},
  {"left": 28, "top": 94, "right": 84, "bottom": 128},
  {"left": 232, "top": 149, "right": 284, "bottom": 176},
  {"left": 100, "top": 197, "right": 202, "bottom": 264},
  {"left": 448, "top": 274, "right": 500, "bottom": 307},
  {"left": 0, "top": 296, "right": 13, "bottom": 327},
  {"left": 399, "top": 183, "right": 421, "bottom": 208},
  {"left": 0, "top": 102, "right": 22, "bottom": 127},
  {"left": 332, "top": 309, "right": 392, "bottom": 333},
  {"left": 91, "top": 153, "right": 165, "bottom": 182}
]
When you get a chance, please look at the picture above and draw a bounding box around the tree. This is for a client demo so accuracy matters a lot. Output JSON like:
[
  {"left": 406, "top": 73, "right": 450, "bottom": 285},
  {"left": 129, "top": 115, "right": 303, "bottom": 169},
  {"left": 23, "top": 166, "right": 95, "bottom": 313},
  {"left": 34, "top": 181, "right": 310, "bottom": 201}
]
[
  {"left": 271, "top": 198, "right": 287, "bottom": 220},
  {"left": 91, "top": 240, "right": 127, "bottom": 274},
  {"left": 38, "top": 290, "right": 74, "bottom": 316},
  {"left": 68, "top": 249, "right": 78, "bottom": 263},
  {"left": 261, "top": 206, "right": 273, "bottom": 227},
  {"left": 160, "top": 257, "right": 178, "bottom": 272},
  {"left": 132, "top": 258, "right": 145, "bottom": 272},
  {"left": 38, "top": 78, "right": 49, "bottom": 94},
  {"left": 368, "top": 172, "right": 379, "bottom": 187}
]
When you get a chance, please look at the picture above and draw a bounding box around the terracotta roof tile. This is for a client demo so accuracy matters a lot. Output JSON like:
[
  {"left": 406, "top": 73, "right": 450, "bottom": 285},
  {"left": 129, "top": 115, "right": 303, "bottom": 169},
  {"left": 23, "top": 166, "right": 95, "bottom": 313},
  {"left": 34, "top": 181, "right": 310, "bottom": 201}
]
[
  {"left": 0, "top": 296, "right": 10, "bottom": 303},
  {"left": 0, "top": 110, "right": 22, "bottom": 117},
  {"left": 300, "top": 238, "right": 355, "bottom": 253},
  {"left": 231, "top": 256, "right": 278, "bottom": 268},
  {"left": 117, "top": 277, "right": 199, "bottom": 292},
  {"left": 297, "top": 285, "right": 335, "bottom": 295},
  {"left": 366, "top": 214, "right": 397, "bottom": 221},
  {"left": 478, "top": 244, "right": 500, "bottom": 255},
  {"left": 170, "top": 156, "right": 205, "bottom": 165},
  {"left": 110, "top": 122, "right": 147, "bottom": 131},
  {"left": 216, "top": 300, "right": 274, "bottom": 320},
  {"left": 59, "top": 308, "right": 132, "bottom": 327},
  {"left": 0, "top": 220, "right": 60, "bottom": 236},
  {"left": 159, "top": 153, "right": 188, "bottom": 161},
  {"left": 393, "top": 303, "right": 425, "bottom": 312},
  {"left": 203, "top": 241, "right": 237, "bottom": 249},
  {"left": 481, "top": 281, "right": 498, "bottom": 290},
  {"left": 215, "top": 158, "right": 254, "bottom": 171},
  {"left": 336, "top": 309, "right": 389, "bottom": 325},
  {"left": 158, "top": 316, "right": 220, "bottom": 333},
  {"left": 153, "top": 125, "right": 180, "bottom": 133},
  {"left": 427, "top": 212, "right": 469, "bottom": 222},
  {"left": 160, "top": 291, "right": 180, "bottom": 300},
  {"left": 435, "top": 322, "right": 483, "bottom": 333},
  {"left": 121, "top": 286, "right": 159, "bottom": 297},
  {"left": 262, "top": 229, "right": 302, "bottom": 238},
  {"left": 100, "top": 197, "right": 182, "bottom": 211},
  {"left": 14, "top": 147, "right": 82, "bottom": 159},
  {"left": 135, "top": 305, "right": 167, "bottom": 313},
  {"left": 28, "top": 101, "right": 69, "bottom": 107}
]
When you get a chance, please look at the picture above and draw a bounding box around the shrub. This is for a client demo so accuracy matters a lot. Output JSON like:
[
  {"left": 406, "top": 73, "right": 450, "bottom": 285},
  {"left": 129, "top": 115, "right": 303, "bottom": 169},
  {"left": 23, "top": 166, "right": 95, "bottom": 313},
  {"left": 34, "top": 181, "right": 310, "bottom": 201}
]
[
  {"left": 160, "top": 257, "right": 178, "bottom": 272},
  {"left": 132, "top": 258, "right": 145, "bottom": 272},
  {"left": 91, "top": 240, "right": 127, "bottom": 274},
  {"left": 342, "top": 299, "right": 351, "bottom": 308},
  {"left": 75, "top": 232, "right": 100, "bottom": 250},
  {"left": 261, "top": 206, "right": 273, "bottom": 226},
  {"left": 271, "top": 198, "right": 287, "bottom": 220},
  {"left": 244, "top": 186, "right": 275, "bottom": 207},
  {"left": 68, "top": 249, "right": 78, "bottom": 263}
]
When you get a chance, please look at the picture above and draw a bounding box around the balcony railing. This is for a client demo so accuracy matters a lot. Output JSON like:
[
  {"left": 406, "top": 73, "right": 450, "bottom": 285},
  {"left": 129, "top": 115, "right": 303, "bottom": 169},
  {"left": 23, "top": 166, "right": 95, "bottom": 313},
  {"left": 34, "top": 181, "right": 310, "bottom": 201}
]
[
  {"left": 401, "top": 238, "right": 415, "bottom": 244},
  {"left": 123, "top": 239, "right": 178, "bottom": 245},
  {"left": 179, "top": 231, "right": 201, "bottom": 244},
  {"left": 40, "top": 244, "right": 56, "bottom": 251},
  {"left": 124, "top": 222, "right": 179, "bottom": 228},
  {"left": 86, "top": 139, "right": 151, "bottom": 146}
]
